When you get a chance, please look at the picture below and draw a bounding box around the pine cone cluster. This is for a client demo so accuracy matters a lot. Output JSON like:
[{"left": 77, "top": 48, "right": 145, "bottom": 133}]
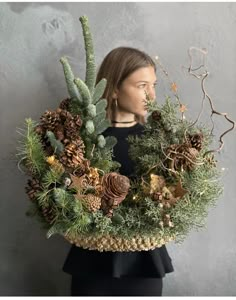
[
  {"left": 101, "top": 172, "right": 130, "bottom": 217},
  {"left": 25, "top": 178, "right": 42, "bottom": 201},
  {"left": 34, "top": 99, "right": 85, "bottom": 172},
  {"left": 38, "top": 108, "right": 83, "bottom": 143}
]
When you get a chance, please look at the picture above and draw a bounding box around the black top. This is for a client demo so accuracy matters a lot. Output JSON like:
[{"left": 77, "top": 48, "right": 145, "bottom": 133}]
[{"left": 63, "top": 123, "right": 174, "bottom": 278}]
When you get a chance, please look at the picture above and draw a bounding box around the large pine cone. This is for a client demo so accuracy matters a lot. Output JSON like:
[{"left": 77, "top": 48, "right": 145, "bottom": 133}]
[
  {"left": 40, "top": 110, "right": 60, "bottom": 131},
  {"left": 60, "top": 141, "right": 85, "bottom": 170},
  {"left": 101, "top": 172, "right": 130, "bottom": 217},
  {"left": 25, "top": 178, "right": 42, "bottom": 201}
]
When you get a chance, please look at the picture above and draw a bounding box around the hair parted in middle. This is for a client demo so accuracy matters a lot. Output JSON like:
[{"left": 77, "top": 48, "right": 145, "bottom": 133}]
[{"left": 96, "top": 46, "right": 156, "bottom": 124}]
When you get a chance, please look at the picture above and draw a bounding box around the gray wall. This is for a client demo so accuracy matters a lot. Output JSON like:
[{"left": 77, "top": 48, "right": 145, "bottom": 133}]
[{"left": 1, "top": 2, "right": 236, "bottom": 296}]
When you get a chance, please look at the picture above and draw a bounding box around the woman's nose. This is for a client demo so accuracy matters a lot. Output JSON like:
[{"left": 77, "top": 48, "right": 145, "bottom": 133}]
[{"left": 146, "top": 85, "right": 156, "bottom": 101}]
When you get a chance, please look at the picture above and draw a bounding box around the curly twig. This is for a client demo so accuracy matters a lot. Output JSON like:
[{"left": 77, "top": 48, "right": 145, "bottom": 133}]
[{"left": 186, "top": 47, "right": 236, "bottom": 156}]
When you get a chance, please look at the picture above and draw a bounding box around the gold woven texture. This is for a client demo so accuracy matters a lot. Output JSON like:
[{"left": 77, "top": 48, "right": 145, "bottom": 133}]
[{"left": 64, "top": 234, "right": 175, "bottom": 252}]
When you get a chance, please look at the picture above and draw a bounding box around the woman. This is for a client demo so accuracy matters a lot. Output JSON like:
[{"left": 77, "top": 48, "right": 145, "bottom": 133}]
[{"left": 63, "top": 47, "right": 174, "bottom": 296}]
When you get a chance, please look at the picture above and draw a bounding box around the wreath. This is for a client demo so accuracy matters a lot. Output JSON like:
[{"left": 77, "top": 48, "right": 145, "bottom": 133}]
[{"left": 17, "top": 16, "right": 234, "bottom": 252}]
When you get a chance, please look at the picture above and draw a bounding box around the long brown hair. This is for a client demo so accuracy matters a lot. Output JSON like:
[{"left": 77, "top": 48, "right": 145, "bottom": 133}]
[{"left": 96, "top": 47, "right": 156, "bottom": 124}]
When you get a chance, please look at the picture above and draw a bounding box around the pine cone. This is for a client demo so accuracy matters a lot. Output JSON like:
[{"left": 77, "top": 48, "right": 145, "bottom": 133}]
[
  {"left": 54, "top": 124, "right": 65, "bottom": 141},
  {"left": 79, "top": 194, "right": 101, "bottom": 212},
  {"left": 64, "top": 115, "right": 83, "bottom": 140},
  {"left": 187, "top": 133, "right": 203, "bottom": 151},
  {"left": 60, "top": 142, "right": 85, "bottom": 170},
  {"left": 64, "top": 119, "right": 78, "bottom": 140},
  {"left": 58, "top": 109, "right": 73, "bottom": 122},
  {"left": 41, "top": 205, "right": 55, "bottom": 224},
  {"left": 166, "top": 143, "right": 199, "bottom": 172},
  {"left": 152, "top": 110, "right": 162, "bottom": 121},
  {"left": 59, "top": 98, "right": 71, "bottom": 111},
  {"left": 25, "top": 178, "right": 42, "bottom": 201},
  {"left": 101, "top": 172, "right": 130, "bottom": 217},
  {"left": 34, "top": 125, "right": 45, "bottom": 136},
  {"left": 73, "top": 115, "right": 83, "bottom": 128},
  {"left": 40, "top": 110, "right": 60, "bottom": 131}
]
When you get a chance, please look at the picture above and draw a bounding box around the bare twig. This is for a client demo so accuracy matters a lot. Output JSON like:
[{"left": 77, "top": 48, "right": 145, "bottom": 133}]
[{"left": 186, "top": 47, "right": 236, "bottom": 156}]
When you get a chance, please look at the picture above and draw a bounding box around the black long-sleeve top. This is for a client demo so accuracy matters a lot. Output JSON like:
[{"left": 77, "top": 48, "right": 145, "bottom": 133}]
[{"left": 63, "top": 122, "right": 174, "bottom": 278}]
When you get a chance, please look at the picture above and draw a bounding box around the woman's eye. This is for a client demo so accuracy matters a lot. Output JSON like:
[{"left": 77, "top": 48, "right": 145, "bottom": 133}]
[{"left": 138, "top": 84, "right": 146, "bottom": 88}]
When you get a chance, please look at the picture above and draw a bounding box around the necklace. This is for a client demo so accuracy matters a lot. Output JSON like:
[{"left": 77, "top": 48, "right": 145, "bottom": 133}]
[{"left": 111, "top": 120, "right": 136, "bottom": 124}]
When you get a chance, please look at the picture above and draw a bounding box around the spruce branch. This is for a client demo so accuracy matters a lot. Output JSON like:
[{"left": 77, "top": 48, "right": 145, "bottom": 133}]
[{"left": 16, "top": 118, "right": 47, "bottom": 176}]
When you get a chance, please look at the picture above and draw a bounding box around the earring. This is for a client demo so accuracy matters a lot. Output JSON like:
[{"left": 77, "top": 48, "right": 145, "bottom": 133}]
[{"left": 113, "top": 98, "right": 118, "bottom": 108}]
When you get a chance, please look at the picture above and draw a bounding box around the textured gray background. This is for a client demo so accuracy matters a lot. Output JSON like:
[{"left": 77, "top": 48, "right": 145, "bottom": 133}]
[{"left": 0, "top": 2, "right": 236, "bottom": 296}]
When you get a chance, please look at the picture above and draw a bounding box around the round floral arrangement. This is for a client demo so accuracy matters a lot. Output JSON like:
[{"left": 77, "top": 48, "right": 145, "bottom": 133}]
[{"left": 17, "top": 16, "right": 234, "bottom": 252}]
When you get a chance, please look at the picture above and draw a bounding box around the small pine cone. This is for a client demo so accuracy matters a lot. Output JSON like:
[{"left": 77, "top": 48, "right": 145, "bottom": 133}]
[
  {"left": 41, "top": 205, "right": 55, "bottom": 224},
  {"left": 25, "top": 178, "right": 42, "bottom": 201},
  {"left": 152, "top": 110, "right": 162, "bottom": 121},
  {"left": 152, "top": 192, "right": 162, "bottom": 202},
  {"left": 205, "top": 154, "right": 217, "bottom": 167},
  {"left": 187, "top": 133, "right": 203, "bottom": 151},
  {"left": 40, "top": 110, "right": 60, "bottom": 131},
  {"left": 59, "top": 98, "right": 71, "bottom": 111},
  {"left": 80, "top": 194, "right": 101, "bottom": 212}
]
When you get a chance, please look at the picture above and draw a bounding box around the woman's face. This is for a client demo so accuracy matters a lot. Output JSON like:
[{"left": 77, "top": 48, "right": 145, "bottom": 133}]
[{"left": 114, "top": 66, "right": 157, "bottom": 117}]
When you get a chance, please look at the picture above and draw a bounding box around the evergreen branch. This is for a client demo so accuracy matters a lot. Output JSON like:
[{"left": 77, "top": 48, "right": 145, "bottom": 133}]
[
  {"left": 79, "top": 16, "right": 96, "bottom": 95},
  {"left": 104, "top": 136, "right": 117, "bottom": 150},
  {"left": 16, "top": 118, "right": 47, "bottom": 176},
  {"left": 60, "top": 57, "right": 82, "bottom": 104},
  {"left": 92, "top": 79, "right": 107, "bottom": 104},
  {"left": 95, "top": 119, "right": 110, "bottom": 135},
  {"left": 74, "top": 78, "right": 92, "bottom": 106},
  {"left": 96, "top": 98, "right": 107, "bottom": 114}
]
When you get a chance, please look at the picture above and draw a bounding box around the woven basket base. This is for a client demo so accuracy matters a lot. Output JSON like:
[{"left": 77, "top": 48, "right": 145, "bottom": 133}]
[{"left": 64, "top": 234, "right": 175, "bottom": 252}]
